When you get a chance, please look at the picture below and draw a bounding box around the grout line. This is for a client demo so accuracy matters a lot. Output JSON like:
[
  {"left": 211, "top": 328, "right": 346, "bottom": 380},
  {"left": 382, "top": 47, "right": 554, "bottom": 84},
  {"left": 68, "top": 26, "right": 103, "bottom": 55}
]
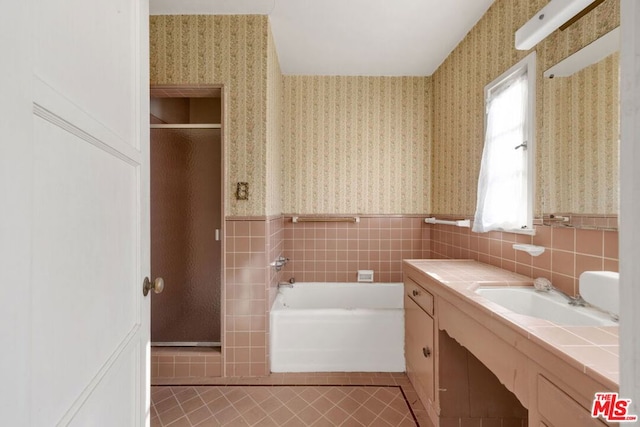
[
  {"left": 398, "top": 385, "right": 420, "bottom": 426},
  {"left": 152, "top": 384, "right": 420, "bottom": 426}
]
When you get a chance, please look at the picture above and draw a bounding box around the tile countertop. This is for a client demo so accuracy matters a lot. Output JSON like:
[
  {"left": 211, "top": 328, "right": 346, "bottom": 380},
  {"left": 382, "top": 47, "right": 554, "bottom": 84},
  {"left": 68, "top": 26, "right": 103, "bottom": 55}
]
[{"left": 403, "top": 259, "right": 619, "bottom": 390}]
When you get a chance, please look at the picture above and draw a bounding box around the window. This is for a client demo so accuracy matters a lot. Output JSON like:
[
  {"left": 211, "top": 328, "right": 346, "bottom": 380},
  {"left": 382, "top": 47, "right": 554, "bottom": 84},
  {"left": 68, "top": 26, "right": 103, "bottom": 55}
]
[{"left": 473, "top": 52, "right": 536, "bottom": 234}]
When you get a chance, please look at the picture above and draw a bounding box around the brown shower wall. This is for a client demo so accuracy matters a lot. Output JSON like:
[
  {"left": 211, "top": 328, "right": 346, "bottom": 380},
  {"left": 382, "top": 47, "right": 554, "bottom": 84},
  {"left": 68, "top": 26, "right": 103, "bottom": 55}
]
[{"left": 150, "top": 127, "right": 222, "bottom": 344}]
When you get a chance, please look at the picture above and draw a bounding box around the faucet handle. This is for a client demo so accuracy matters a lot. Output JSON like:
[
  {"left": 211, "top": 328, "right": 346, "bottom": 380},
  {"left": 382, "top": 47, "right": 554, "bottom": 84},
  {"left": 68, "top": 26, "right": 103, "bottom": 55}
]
[
  {"left": 569, "top": 294, "right": 588, "bottom": 307},
  {"left": 533, "top": 277, "right": 553, "bottom": 291},
  {"left": 271, "top": 256, "right": 290, "bottom": 272}
]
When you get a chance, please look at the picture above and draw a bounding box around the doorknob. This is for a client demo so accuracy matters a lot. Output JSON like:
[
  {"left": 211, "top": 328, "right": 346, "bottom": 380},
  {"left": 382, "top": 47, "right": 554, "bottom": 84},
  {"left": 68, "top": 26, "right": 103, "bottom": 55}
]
[{"left": 143, "top": 277, "right": 164, "bottom": 296}]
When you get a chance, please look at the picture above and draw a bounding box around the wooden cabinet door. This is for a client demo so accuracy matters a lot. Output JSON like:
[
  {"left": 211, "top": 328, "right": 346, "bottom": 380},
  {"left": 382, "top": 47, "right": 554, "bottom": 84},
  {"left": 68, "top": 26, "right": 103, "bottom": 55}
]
[{"left": 405, "top": 294, "right": 435, "bottom": 405}]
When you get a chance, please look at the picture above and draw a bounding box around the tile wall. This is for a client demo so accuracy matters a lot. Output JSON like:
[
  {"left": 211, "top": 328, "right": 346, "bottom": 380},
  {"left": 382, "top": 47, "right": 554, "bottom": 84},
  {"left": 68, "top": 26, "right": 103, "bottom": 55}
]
[
  {"left": 225, "top": 218, "right": 269, "bottom": 377},
  {"left": 224, "top": 216, "right": 284, "bottom": 377},
  {"left": 151, "top": 347, "right": 222, "bottom": 380},
  {"left": 266, "top": 216, "right": 285, "bottom": 373},
  {"left": 222, "top": 214, "right": 617, "bottom": 378},
  {"left": 280, "top": 214, "right": 618, "bottom": 295},
  {"left": 429, "top": 221, "right": 619, "bottom": 298},
  {"left": 282, "top": 215, "right": 430, "bottom": 283}
]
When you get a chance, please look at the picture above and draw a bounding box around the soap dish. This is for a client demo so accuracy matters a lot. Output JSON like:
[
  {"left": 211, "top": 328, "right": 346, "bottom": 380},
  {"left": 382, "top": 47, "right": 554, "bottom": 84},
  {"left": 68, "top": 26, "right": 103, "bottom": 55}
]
[{"left": 512, "top": 244, "right": 545, "bottom": 256}]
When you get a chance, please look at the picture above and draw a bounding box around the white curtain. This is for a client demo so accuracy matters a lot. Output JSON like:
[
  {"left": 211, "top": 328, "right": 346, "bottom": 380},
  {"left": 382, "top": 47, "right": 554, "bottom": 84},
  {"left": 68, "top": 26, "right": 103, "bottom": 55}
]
[{"left": 473, "top": 71, "right": 529, "bottom": 233}]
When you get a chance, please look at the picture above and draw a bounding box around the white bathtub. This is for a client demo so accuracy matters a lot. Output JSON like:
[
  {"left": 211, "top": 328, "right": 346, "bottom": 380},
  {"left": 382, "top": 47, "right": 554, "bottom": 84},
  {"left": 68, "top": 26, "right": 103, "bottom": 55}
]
[{"left": 270, "top": 282, "right": 405, "bottom": 373}]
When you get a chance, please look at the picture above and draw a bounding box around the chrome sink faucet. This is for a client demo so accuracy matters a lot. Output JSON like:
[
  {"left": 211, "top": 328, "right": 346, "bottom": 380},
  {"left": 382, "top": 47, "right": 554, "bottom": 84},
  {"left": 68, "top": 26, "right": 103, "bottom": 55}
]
[{"left": 533, "top": 277, "right": 587, "bottom": 307}]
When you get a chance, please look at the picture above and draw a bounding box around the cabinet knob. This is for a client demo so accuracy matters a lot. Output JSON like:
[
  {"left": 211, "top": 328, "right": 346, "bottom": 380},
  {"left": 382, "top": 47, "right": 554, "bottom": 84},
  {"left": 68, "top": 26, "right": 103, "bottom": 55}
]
[
  {"left": 412, "top": 289, "right": 420, "bottom": 297},
  {"left": 423, "top": 346, "right": 431, "bottom": 358}
]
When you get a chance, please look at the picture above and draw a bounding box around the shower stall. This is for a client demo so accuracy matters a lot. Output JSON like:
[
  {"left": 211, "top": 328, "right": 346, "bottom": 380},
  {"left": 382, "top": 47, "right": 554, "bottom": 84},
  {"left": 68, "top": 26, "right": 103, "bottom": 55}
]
[{"left": 150, "top": 89, "right": 223, "bottom": 347}]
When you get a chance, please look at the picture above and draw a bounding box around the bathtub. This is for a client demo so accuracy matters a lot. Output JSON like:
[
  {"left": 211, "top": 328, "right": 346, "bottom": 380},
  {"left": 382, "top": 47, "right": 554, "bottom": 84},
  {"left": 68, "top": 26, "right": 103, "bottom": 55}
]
[{"left": 270, "top": 282, "right": 405, "bottom": 373}]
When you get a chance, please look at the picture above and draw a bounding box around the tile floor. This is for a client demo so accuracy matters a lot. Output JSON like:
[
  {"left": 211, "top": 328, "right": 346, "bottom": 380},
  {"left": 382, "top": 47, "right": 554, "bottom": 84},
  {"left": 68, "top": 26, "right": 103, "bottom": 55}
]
[{"left": 151, "top": 373, "right": 432, "bottom": 427}]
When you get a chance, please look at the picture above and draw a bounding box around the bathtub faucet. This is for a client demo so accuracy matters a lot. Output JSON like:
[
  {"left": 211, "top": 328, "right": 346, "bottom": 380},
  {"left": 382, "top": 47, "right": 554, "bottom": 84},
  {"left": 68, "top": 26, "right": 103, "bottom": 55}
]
[
  {"left": 278, "top": 281, "right": 293, "bottom": 289},
  {"left": 270, "top": 256, "right": 290, "bottom": 272}
]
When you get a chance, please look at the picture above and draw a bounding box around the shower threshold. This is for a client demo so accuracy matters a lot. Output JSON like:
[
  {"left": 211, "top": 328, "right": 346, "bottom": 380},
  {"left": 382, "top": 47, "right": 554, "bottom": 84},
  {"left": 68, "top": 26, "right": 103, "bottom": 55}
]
[{"left": 151, "top": 342, "right": 220, "bottom": 347}]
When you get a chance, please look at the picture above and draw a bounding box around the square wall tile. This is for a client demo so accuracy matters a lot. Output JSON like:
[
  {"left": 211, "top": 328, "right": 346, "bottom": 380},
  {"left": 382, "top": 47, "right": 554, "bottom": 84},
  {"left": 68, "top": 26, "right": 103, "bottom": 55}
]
[{"left": 428, "top": 219, "right": 618, "bottom": 297}]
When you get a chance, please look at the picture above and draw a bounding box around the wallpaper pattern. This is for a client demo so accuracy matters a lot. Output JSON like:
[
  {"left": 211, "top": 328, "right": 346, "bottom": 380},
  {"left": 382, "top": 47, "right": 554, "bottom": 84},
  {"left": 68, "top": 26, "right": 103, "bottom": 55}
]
[
  {"left": 266, "top": 26, "right": 283, "bottom": 216},
  {"left": 538, "top": 0, "right": 620, "bottom": 215},
  {"left": 149, "top": 1, "right": 619, "bottom": 217},
  {"left": 543, "top": 53, "right": 619, "bottom": 214},
  {"left": 150, "top": 15, "right": 270, "bottom": 216},
  {"left": 430, "top": 0, "right": 620, "bottom": 216},
  {"left": 282, "top": 76, "right": 431, "bottom": 214}
]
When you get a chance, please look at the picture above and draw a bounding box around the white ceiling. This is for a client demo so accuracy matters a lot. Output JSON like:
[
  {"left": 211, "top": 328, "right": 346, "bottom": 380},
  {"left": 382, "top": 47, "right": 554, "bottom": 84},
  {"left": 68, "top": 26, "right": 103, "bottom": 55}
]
[{"left": 150, "top": 0, "right": 496, "bottom": 76}]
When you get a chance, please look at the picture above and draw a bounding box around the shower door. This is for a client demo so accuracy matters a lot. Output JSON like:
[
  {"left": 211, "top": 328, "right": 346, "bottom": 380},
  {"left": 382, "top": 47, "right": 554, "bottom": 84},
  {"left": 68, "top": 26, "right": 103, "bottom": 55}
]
[{"left": 150, "top": 127, "right": 222, "bottom": 345}]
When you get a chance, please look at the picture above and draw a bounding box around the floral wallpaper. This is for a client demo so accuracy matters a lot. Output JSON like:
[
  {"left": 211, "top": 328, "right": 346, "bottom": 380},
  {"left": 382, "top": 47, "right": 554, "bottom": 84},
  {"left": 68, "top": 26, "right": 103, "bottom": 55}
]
[
  {"left": 149, "top": 0, "right": 619, "bottom": 218},
  {"left": 150, "top": 15, "right": 271, "bottom": 217},
  {"left": 542, "top": 53, "right": 619, "bottom": 214},
  {"left": 430, "top": 0, "right": 620, "bottom": 216},
  {"left": 266, "top": 27, "right": 283, "bottom": 216},
  {"left": 282, "top": 76, "right": 431, "bottom": 214},
  {"left": 537, "top": 0, "right": 620, "bottom": 215}
]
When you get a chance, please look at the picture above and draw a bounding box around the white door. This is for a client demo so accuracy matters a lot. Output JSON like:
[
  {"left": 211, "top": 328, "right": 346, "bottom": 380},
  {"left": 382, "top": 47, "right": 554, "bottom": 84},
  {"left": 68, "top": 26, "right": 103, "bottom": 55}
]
[{"left": 0, "top": 0, "right": 150, "bottom": 426}]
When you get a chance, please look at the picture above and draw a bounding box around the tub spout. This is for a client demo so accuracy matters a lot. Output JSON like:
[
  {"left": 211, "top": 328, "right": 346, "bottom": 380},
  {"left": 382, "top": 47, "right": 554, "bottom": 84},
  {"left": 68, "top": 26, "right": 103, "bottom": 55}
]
[{"left": 278, "top": 282, "right": 293, "bottom": 289}]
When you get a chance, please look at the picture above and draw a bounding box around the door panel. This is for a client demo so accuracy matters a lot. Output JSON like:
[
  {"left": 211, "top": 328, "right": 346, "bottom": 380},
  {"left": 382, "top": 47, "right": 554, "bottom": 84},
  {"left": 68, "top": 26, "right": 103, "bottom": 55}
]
[
  {"left": 2, "top": 0, "right": 149, "bottom": 424},
  {"left": 28, "top": 0, "right": 149, "bottom": 425},
  {"left": 31, "top": 117, "right": 140, "bottom": 424},
  {"left": 68, "top": 344, "right": 139, "bottom": 427},
  {"left": 34, "top": 0, "right": 138, "bottom": 144}
]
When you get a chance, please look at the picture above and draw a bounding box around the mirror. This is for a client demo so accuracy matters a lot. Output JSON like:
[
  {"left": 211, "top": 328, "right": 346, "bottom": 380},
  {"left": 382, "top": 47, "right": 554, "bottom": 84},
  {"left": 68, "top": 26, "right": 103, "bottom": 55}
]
[{"left": 541, "top": 27, "right": 619, "bottom": 229}]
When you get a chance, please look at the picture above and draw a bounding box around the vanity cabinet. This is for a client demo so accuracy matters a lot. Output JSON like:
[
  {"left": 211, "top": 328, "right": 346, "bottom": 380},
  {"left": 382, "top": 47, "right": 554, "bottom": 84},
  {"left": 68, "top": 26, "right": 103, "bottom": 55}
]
[
  {"left": 403, "top": 260, "right": 618, "bottom": 427},
  {"left": 537, "top": 375, "right": 608, "bottom": 427},
  {"left": 404, "top": 275, "right": 438, "bottom": 421}
]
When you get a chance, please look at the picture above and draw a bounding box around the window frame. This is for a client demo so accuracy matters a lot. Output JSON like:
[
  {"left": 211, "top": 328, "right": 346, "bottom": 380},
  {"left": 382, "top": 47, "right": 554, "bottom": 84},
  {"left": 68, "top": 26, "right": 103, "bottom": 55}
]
[{"left": 478, "top": 51, "right": 537, "bottom": 235}]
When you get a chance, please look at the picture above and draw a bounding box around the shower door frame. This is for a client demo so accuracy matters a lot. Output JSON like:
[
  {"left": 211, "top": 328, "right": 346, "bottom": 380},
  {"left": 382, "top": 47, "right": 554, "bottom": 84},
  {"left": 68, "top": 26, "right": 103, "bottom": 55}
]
[{"left": 149, "top": 84, "right": 226, "bottom": 348}]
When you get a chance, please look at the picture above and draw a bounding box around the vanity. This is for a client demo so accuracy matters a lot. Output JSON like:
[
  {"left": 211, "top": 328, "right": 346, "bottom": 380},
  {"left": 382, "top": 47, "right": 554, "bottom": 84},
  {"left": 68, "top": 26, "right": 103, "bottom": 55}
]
[{"left": 404, "top": 259, "right": 619, "bottom": 427}]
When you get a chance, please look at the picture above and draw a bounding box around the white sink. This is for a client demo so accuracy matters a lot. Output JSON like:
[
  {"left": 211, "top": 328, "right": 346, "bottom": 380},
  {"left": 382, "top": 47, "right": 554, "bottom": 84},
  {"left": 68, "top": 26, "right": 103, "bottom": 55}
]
[{"left": 474, "top": 286, "right": 617, "bottom": 326}]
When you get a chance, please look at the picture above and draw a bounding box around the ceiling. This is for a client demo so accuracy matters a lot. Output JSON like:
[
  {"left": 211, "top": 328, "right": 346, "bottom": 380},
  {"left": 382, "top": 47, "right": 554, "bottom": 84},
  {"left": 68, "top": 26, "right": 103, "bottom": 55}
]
[{"left": 150, "top": 0, "right": 496, "bottom": 76}]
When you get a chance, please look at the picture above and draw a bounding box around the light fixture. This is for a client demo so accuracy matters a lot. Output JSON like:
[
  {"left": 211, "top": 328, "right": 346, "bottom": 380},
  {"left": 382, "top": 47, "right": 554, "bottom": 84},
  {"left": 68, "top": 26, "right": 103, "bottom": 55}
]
[
  {"left": 515, "top": 0, "right": 598, "bottom": 50},
  {"left": 543, "top": 26, "right": 619, "bottom": 78}
]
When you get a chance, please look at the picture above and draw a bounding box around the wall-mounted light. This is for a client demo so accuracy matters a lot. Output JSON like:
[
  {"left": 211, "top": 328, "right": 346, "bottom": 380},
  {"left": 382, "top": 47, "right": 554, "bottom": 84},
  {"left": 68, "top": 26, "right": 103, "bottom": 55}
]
[
  {"left": 543, "top": 26, "right": 619, "bottom": 78},
  {"left": 515, "top": 0, "right": 598, "bottom": 51}
]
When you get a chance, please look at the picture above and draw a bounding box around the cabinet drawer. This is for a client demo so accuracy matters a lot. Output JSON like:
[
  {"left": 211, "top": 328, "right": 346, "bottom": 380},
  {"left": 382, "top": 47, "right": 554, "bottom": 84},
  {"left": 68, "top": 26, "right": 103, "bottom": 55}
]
[
  {"left": 537, "top": 375, "right": 607, "bottom": 427},
  {"left": 405, "top": 276, "right": 434, "bottom": 315}
]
